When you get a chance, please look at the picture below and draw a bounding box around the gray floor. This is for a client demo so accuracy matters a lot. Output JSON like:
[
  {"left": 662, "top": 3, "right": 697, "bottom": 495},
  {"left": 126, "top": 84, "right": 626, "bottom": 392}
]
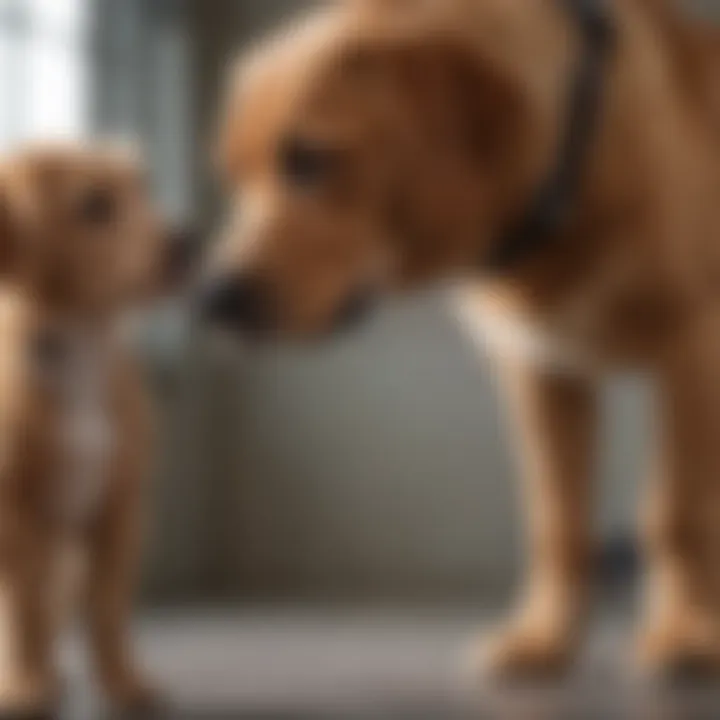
[{"left": 60, "top": 608, "right": 720, "bottom": 719}]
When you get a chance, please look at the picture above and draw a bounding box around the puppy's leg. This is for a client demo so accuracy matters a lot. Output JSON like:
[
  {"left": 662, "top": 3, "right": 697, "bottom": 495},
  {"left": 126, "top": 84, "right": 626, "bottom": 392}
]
[
  {"left": 479, "top": 360, "right": 598, "bottom": 677},
  {"left": 0, "top": 524, "right": 56, "bottom": 714},
  {"left": 86, "top": 474, "right": 159, "bottom": 711},
  {"left": 638, "top": 314, "right": 720, "bottom": 676}
]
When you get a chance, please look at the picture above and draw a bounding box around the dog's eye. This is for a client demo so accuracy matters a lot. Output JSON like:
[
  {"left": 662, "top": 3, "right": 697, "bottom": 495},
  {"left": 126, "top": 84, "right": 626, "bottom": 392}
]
[
  {"left": 78, "top": 188, "right": 116, "bottom": 225},
  {"left": 279, "top": 137, "right": 336, "bottom": 189}
]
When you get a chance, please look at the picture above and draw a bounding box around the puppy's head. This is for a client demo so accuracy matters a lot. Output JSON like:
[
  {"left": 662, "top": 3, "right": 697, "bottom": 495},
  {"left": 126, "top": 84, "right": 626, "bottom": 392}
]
[
  {"left": 0, "top": 145, "right": 185, "bottom": 320},
  {"left": 201, "top": 0, "right": 539, "bottom": 339}
]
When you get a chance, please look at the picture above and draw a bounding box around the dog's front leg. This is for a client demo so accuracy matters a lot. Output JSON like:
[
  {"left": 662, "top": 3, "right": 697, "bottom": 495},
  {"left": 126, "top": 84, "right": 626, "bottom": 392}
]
[
  {"left": 479, "top": 360, "right": 598, "bottom": 677},
  {"left": 638, "top": 313, "right": 720, "bottom": 676},
  {"left": 86, "top": 473, "right": 160, "bottom": 712},
  {"left": 0, "top": 520, "right": 57, "bottom": 714}
]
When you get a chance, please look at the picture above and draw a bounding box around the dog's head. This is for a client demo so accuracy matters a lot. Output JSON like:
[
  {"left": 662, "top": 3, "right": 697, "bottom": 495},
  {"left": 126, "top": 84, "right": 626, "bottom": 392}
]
[
  {"left": 0, "top": 144, "right": 189, "bottom": 321},
  {"left": 201, "top": 0, "right": 547, "bottom": 339}
]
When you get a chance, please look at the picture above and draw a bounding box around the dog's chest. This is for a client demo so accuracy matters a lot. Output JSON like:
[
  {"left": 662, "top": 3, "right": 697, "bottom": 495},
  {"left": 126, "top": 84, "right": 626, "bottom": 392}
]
[
  {"left": 454, "top": 271, "right": 669, "bottom": 373},
  {"left": 41, "top": 336, "right": 117, "bottom": 525},
  {"left": 455, "top": 287, "right": 593, "bottom": 372}
]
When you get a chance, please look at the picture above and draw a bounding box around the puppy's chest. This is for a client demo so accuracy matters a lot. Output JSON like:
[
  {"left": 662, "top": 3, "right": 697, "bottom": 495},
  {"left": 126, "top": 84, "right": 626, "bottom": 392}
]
[{"left": 40, "top": 338, "right": 117, "bottom": 526}]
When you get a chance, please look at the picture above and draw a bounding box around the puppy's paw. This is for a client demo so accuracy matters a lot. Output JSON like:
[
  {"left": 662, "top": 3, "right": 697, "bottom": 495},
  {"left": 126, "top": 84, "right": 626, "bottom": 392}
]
[{"left": 471, "top": 622, "right": 577, "bottom": 680}]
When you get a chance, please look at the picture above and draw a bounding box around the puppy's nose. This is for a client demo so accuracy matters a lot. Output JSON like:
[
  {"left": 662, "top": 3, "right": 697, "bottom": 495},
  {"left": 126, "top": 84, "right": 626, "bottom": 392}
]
[
  {"left": 165, "top": 228, "right": 200, "bottom": 289},
  {"left": 199, "top": 274, "right": 273, "bottom": 336}
]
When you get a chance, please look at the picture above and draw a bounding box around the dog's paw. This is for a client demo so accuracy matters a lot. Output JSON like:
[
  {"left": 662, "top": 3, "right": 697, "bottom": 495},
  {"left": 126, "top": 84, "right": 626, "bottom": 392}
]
[
  {"left": 471, "top": 622, "right": 577, "bottom": 680},
  {"left": 636, "top": 618, "right": 720, "bottom": 679}
]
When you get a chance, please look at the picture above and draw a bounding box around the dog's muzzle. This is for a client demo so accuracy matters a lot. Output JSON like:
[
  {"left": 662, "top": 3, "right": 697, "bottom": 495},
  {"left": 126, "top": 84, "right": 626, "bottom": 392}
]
[
  {"left": 198, "top": 273, "right": 275, "bottom": 338},
  {"left": 198, "top": 274, "right": 376, "bottom": 340}
]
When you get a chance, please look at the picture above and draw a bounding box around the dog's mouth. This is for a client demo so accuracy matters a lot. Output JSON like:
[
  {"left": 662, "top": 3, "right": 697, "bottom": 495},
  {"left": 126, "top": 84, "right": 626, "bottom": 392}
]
[{"left": 197, "top": 274, "right": 378, "bottom": 342}]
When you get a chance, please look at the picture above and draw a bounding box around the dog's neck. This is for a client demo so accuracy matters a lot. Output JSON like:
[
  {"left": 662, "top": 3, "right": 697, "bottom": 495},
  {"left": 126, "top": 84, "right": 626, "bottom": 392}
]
[
  {"left": 483, "top": 0, "right": 614, "bottom": 272},
  {"left": 453, "top": 1, "right": 708, "bottom": 308}
]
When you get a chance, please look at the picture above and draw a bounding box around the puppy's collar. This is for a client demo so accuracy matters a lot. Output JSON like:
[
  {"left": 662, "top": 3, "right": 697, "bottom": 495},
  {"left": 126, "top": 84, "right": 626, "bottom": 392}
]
[{"left": 484, "top": 0, "right": 614, "bottom": 272}]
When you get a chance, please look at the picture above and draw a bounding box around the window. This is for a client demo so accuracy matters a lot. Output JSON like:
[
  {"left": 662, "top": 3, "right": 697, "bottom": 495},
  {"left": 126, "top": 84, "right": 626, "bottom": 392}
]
[{"left": 0, "top": 0, "right": 89, "bottom": 151}]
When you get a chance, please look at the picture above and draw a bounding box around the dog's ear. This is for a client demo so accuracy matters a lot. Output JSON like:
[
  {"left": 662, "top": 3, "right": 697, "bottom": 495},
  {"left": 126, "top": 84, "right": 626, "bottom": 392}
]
[
  {"left": 335, "top": 34, "right": 530, "bottom": 281},
  {"left": 342, "top": 33, "right": 528, "bottom": 179}
]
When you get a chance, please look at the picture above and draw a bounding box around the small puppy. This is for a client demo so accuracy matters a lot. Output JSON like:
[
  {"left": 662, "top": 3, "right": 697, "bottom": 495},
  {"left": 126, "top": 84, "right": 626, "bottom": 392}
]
[
  {"left": 0, "top": 145, "right": 173, "bottom": 714},
  {"left": 201, "top": 0, "right": 720, "bottom": 678}
]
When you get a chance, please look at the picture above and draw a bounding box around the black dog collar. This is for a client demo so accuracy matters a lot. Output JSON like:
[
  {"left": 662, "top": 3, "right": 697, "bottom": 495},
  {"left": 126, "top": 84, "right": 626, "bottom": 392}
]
[{"left": 484, "top": 0, "right": 614, "bottom": 272}]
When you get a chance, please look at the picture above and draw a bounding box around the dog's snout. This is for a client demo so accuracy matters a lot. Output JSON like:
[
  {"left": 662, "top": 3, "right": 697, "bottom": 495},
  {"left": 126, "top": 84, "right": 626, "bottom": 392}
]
[{"left": 199, "top": 274, "right": 273, "bottom": 336}]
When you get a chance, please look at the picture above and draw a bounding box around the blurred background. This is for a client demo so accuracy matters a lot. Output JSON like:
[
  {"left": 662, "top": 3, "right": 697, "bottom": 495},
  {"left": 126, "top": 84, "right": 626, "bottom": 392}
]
[{"left": 3, "top": 0, "right": 720, "bottom": 715}]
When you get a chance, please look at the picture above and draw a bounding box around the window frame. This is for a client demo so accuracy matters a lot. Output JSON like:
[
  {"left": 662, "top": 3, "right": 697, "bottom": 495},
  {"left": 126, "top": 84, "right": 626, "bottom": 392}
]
[{"left": 0, "top": 0, "right": 89, "bottom": 151}]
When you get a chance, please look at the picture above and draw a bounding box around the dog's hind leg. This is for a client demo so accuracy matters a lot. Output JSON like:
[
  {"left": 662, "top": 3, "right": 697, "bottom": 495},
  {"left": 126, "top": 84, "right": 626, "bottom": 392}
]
[{"left": 638, "top": 311, "right": 720, "bottom": 677}]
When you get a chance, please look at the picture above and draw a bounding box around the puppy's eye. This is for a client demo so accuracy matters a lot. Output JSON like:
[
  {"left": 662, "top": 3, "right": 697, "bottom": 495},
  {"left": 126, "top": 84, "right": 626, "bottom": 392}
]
[
  {"left": 279, "top": 136, "right": 336, "bottom": 189},
  {"left": 78, "top": 188, "right": 116, "bottom": 225}
]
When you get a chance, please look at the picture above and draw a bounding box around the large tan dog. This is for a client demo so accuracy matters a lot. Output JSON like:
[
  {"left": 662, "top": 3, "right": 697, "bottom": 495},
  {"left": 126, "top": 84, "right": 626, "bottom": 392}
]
[
  {"left": 201, "top": 0, "right": 720, "bottom": 678},
  {"left": 0, "top": 146, "right": 172, "bottom": 714}
]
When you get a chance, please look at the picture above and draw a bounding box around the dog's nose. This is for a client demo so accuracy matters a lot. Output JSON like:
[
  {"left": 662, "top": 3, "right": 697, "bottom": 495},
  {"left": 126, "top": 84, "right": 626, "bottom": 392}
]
[{"left": 198, "top": 274, "right": 273, "bottom": 336}]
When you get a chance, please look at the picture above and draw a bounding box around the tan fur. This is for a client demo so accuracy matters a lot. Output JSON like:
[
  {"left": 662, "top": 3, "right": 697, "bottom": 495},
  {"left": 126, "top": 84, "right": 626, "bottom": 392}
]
[
  {"left": 0, "top": 146, "right": 164, "bottom": 713},
  {"left": 209, "top": 0, "right": 720, "bottom": 676}
]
